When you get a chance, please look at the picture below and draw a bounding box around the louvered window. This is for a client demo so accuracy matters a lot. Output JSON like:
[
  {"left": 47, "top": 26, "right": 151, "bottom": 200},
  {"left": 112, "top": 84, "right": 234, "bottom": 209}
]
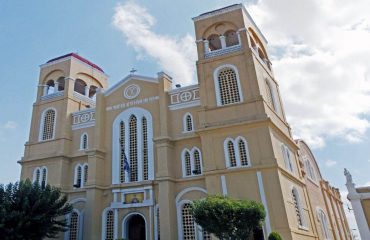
[
  {"left": 105, "top": 210, "right": 114, "bottom": 240},
  {"left": 41, "top": 109, "right": 56, "bottom": 140},
  {"left": 142, "top": 117, "right": 148, "bottom": 180},
  {"left": 129, "top": 115, "right": 138, "bottom": 182},
  {"left": 218, "top": 68, "right": 240, "bottom": 105}
]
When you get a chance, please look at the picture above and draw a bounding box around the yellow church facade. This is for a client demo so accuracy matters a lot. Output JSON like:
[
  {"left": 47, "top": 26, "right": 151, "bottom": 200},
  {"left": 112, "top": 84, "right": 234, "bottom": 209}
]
[{"left": 19, "top": 4, "right": 352, "bottom": 240}]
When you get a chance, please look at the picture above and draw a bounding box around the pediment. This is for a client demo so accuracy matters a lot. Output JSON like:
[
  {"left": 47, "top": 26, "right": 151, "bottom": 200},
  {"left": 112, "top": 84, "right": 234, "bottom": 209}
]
[{"left": 104, "top": 74, "right": 158, "bottom": 96}]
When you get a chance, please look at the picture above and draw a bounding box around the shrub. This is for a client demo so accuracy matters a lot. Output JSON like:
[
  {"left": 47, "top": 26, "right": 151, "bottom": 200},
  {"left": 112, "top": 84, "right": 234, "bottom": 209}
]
[{"left": 268, "top": 231, "right": 283, "bottom": 240}]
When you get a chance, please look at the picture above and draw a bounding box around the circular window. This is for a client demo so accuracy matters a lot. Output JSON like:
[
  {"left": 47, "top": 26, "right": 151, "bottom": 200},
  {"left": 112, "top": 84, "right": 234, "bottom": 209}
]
[{"left": 124, "top": 84, "right": 141, "bottom": 100}]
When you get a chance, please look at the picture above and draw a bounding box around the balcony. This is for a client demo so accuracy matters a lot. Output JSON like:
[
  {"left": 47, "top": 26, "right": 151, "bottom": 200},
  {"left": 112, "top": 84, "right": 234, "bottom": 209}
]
[
  {"left": 40, "top": 91, "right": 64, "bottom": 101},
  {"left": 73, "top": 92, "right": 96, "bottom": 107},
  {"left": 205, "top": 44, "right": 242, "bottom": 59}
]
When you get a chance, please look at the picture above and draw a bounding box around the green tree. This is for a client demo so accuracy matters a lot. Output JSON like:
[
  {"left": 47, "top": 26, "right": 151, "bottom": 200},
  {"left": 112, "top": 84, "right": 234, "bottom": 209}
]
[
  {"left": 268, "top": 231, "right": 283, "bottom": 240},
  {"left": 0, "top": 179, "right": 72, "bottom": 240},
  {"left": 191, "top": 195, "right": 265, "bottom": 240}
]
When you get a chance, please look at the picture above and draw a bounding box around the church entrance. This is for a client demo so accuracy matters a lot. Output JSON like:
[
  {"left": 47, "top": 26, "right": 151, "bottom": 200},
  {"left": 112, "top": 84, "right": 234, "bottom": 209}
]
[{"left": 126, "top": 214, "right": 146, "bottom": 240}]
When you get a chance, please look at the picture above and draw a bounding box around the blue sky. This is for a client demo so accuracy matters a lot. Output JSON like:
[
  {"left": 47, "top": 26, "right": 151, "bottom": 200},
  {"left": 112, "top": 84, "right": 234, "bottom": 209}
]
[{"left": 1, "top": 0, "right": 369, "bottom": 237}]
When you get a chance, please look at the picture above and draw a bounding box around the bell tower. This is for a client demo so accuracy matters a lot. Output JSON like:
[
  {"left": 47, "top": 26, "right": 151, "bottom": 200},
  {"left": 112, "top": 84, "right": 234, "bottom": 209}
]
[
  {"left": 21, "top": 53, "right": 108, "bottom": 187},
  {"left": 193, "top": 4, "right": 288, "bottom": 135}
]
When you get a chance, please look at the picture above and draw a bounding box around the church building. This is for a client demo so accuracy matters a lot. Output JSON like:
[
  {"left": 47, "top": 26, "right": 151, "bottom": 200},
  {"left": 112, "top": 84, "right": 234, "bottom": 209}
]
[{"left": 19, "top": 4, "right": 352, "bottom": 240}]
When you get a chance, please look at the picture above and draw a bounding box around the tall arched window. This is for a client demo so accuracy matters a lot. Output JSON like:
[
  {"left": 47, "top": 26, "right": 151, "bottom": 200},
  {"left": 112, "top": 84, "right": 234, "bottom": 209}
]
[
  {"left": 304, "top": 158, "right": 316, "bottom": 181},
  {"left": 74, "top": 164, "right": 88, "bottom": 188},
  {"left": 105, "top": 210, "right": 114, "bottom": 240},
  {"left": 41, "top": 167, "right": 47, "bottom": 188},
  {"left": 74, "top": 79, "right": 87, "bottom": 95},
  {"left": 225, "top": 30, "right": 238, "bottom": 47},
  {"left": 69, "top": 211, "right": 79, "bottom": 240},
  {"left": 265, "top": 79, "right": 277, "bottom": 111},
  {"left": 207, "top": 34, "right": 222, "bottom": 51},
  {"left": 40, "top": 108, "right": 56, "bottom": 141},
  {"left": 57, "top": 77, "right": 65, "bottom": 91},
  {"left": 181, "top": 203, "right": 196, "bottom": 239},
  {"left": 224, "top": 137, "right": 251, "bottom": 168},
  {"left": 129, "top": 115, "right": 138, "bottom": 182},
  {"left": 46, "top": 80, "right": 55, "bottom": 95},
  {"left": 119, "top": 121, "right": 126, "bottom": 183},
  {"left": 183, "top": 113, "right": 194, "bottom": 132},
  {"left": 33, "top": 168, "right": 41, "bottom": 184},
  {"left": 317, "top": 209, "right": 330, "bottom": 239},
  {"left": 282, "top": 144, "right": 294, "bottom": 173},
  {"left": 112, "top": 108, "right": 154, "bottom": 184},
  {"left": 182, "top": 148, "right": 203, "bottom": 177},
  {"left": 214, "top": 65, "right": 242, "bottom": 106},
  {"left": 142, "top": 117, "right": 149, "bottom": 180},
  {"left": 80, "top": 133, "right": 88, "bottom": 150},
  {"left": 33, "top": 166, "right": 47, "bottom": 187},
  {"left": 292, "top": 187, "right": 305, "bottom": 227}
]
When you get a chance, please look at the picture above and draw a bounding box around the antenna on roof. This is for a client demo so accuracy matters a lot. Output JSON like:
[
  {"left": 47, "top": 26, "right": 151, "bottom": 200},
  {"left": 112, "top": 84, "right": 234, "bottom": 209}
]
[{"left": 130, "top": 68, "right": 137, "bottom": 75}]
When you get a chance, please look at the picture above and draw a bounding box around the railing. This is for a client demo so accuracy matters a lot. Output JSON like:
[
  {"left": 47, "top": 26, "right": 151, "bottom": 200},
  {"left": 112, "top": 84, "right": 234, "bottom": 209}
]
[
  {"left": 205, "top": 44, "right": 242, "bottom": 59},
  {"left": 73, "top": 92, "right": 96, "bottom": 107},
  {"left": 40, "top": 91, "right": 64, "bottom": 101}
]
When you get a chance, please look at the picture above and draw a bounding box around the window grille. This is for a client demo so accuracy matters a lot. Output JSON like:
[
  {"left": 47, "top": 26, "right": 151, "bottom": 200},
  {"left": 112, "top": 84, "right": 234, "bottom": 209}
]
[
  {"left": 265, "top": 80, "right": 275, "bottom": 110},
  {"left": 292, "top": 189, "right": 304, "bottom": 226},
  {"left": 193, "top": 150, "right": 201, "bottom": 175},
  {"left": 185, "top": 114, "right": 193, "bottom": 132},
  {"left": 238, "top": 140, "right": 249, "bottom": 166},
  {"left": 182, "top": 203, "right": 196, "bottom": 240},
  {"left": 228, "top": 141, "right": 237, "bottom": 167},
  {"left": 129, "top": 115, "right": 138, "bottom": 182},
  {"left": 185, "top": 151, "right": 192, "bottom": 176},
  {"left": 120, "top": 121, "right": 125, "bottom": 183},
  {"left": 282, "top": 145, "right": 294, "bottom": 172},
  {"left": 218, "top": 68, "right": 240, "bottom": 105},
  {"left": 157, "top": 207, "right": 160, "bottom": 240},
  {"left": 81, "top": 134, "right": 88, "bottom": 149},
  {"left": 203, "top": 229, "right": 212, "bottom": 240},
  {"left": 42, "top": 109, "right": 56, "bottom": 140},
  {"left": 35, "top": 169, "right": 40, "bottom": 184},
  {"left": 318, "top": 209, "right": 330, "bottom": 239},
  {"left": 69, "top": 211, "right": 79, "bottom": 240},
  {"left": 305, "top": 159, "right": 316, "bottom": 181},
  {"left": 84, "top": 165, "right": 88, "bottom": 185},
  {"left": 76, "top": 166, "right": 82, "bottom": 188},
  {"left": 142, "top": 117, "right": 148, "bottom": 180},
  {"left": 41, "top": 168, "right": 47, "bottom": 188},
  {"left": 105, "top": 210, "right": 114, "bottom": 240}
]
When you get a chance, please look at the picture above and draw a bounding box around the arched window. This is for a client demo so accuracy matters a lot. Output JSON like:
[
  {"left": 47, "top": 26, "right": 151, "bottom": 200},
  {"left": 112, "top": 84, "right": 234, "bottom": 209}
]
[
  {"left": 129, "top": 115, "right": 138, "bottom": 182},
  {"left": 74, "top": 79, "right": 87, "bottom": 95},
  {"left": 227, "top": 140, "right": 237, "bottom": 167},
  {"left": 182, "top": 148, "right": 203, "bottom": 177},
  {"left": 224, "top": 137, "right": 251, "bottom": 168},
  {"left": 69, "top": 211, "right": 79, "bottom": 240},
  {"left": 181, "top": 203, "right": 196, "bottom": 239},
  {"left": 207, "top": 34, "right": 222, "bottom": 51},
  {"left": 80, "top": 133, "right": 88, "bottom": 150},
  {"left": 292, "top": 187, "right": 305, "bottom": 227},
  {"left": 265, "top": 79, "right": 277, "bottom": 111},
  {"left": 317, "top": 209, "right": 330, "bottom": 239},
  {"left": 33, "top": 168, "right": 41, "bottom": 184},
  {"left": 142, "top": 117, "right": 149, "bottom": 181},
  {"left": 238, "top": 138, "right": 249, "bottom": 166},
  {"left": 183, "top": 113, "right": 194, "bottom": 132},
  {"left": 112, "top": 108, "right": 154, "bottom": 184},
  {"left": 105, "top": 210, "right": 114, "bottom": 240},
  {"left": 304, "top": 158, "right": 316, "bottom": 181},
  {"left": 214, "top": 65, "right": 242, "bottom": 106},
  {"left": 46, "top": 80, "right": 55, "bottom": 95},
  {"left": 89, "top": 85, "right": 98, "bottom": 99},
  {"left": 225, "top": 30, "right": 238, "bottom": 47},
  {"left": 57, "top": 77, "right": 65, "bottom": 91},
  {"left": 83, "top": 164, "right": 88, "bottom": 185},
  {"left": 41, "top": 167, "right": 47, "bottom": 188},
  {"left": 40, "top": 108, "right": 56, "bottom": 141},
  {"left": 74, "top": 164, "right": 88, "bottom": 188},
  {"left": 282, "top": 144, "right": 294, "bottom": 173}
]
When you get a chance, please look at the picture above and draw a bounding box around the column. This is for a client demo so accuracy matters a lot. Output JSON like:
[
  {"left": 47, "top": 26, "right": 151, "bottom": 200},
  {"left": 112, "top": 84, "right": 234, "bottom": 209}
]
[
  {"left": 85, "top": 86, "right": 89, "bottom": 97},
  {"left": 236, "top": 31, "right": 241, "bottom": 45},
  {"left": 54, "top": 82, "right": 59, "bottom": 93},
  {"left": 220, "top": 35, "right": 226, "bottom": 49},
  {"left": 43, "top": 85, "right": 48, "bottom": 96},
  {"left": 203, "top": 40, "right": 209, "bottom": 53}
]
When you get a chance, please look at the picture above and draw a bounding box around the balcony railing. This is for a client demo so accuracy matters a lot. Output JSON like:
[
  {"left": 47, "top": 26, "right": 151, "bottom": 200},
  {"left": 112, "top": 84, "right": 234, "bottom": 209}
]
[
  {"left": 40, "top": 91, "right": 64, "bottom": 101},
  {"left": 73, "top": 92, "right": 96, "bottom": 107},
  {"left": 205, "top": 44, "right": 242, "bottom": 59}
]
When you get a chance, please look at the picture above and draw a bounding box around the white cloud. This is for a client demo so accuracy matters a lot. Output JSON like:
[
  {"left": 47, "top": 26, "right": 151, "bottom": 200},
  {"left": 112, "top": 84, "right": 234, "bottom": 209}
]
[
  {"left": 340, "top": 190, "right": 360, "bottom": 239},
  {"left": 325, "top": 159, "right": 338, "bottom": 167},
  {"left": 246, "top": 0, "right": 370, "bottom": 148},
  {"left": 4, "top": 121, "right": 17, "bottom": 129},
  {"left": 112, "top": 1, "right": 197, "bottom": 85}
]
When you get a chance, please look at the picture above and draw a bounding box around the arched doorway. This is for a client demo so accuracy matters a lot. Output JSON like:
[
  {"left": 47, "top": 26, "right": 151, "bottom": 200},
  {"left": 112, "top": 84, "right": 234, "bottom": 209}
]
[{"left": 124, "top": 214, "right": 146, "bottom": 240}]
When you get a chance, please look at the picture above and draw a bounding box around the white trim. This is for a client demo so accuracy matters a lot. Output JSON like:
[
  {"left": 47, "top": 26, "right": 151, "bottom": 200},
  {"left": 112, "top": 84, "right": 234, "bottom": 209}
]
[
  {"left": 257, "top": 171, "right": 271, "bottom": 237},
  {"left": 73, "top": 163, "right": 88, "bottom": 188},
  {"left": 220, "top": 175, "right": 228, "bottom": 196},
  {"left": 122, "top": 212, "right": 148, "bottom": 240},
  {"left": 33, "top": 167, "right": 41, "bottom": 183},
  {"left": 112, "top": 107, "right": 154, "bottom": 184},
  {"left": 68, "top": 197, "right": 87, "bottom": 205},
  {"left": 65, "top": 209, "right": 82, "bottom": 240},
  {"left": 282, "top": 144, "right": 294, "bottom": 173},
  {"left": 182, "top": 112, "right": 194, "bottom": 133},
  {"left": 213, "top": 64, "right": 243, "bottom": 106},
  {"left": 176, "top": 199, "right": 195, "bottom": 240},
  {"left": 104, "top": 74, "right": 158, "bottom": 96},
  {"left": 72, "top": 122, "right": 95, "bottom": 130},
  {"left": 264, "top": 78, "right": 278, "bottom": 112},
  {"left": 291, "top": 186, "right": 307, "bottom": 229},
  {"left": 223, "top": 136, "right": 252, "bottom": 168},
  {"left": 168, "top": 100, "right": 201, "bottom": 111},
  {"left": 39, "top": 107, "right": 57, "bottom": 141},
  {"left": 168, "top": 84, "right": 199, "bottom": 94},
  {"left": 175, "top": 187, "right": 207, "bottom": 203},
  {"left": 316, "top": 207, "right": 331, "bottom": 240},
  {"left": 101, "top": 207, "right": 115, "bottom": 240}
]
